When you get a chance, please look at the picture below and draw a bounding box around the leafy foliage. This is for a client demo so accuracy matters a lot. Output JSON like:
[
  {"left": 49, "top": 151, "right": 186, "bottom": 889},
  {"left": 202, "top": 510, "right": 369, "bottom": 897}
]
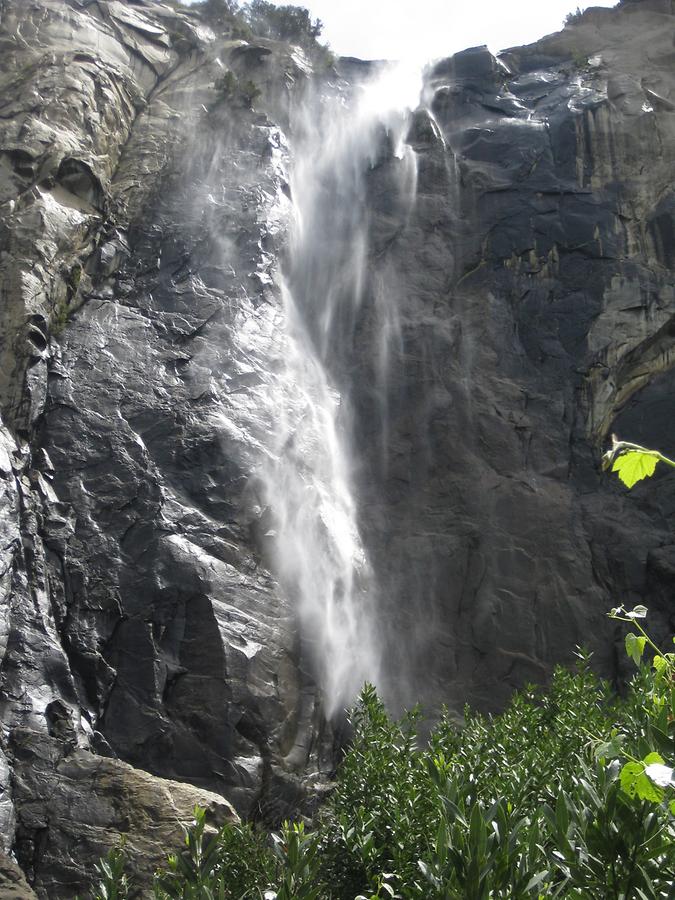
[
  {"left": 606, "top": 605, "right": 675, "bottom": 824},
  {"left": 88, "top": 646, "right": 675, "bottom": 899},
  {"left": 245, "top": 1, "right": 322, "bottom": 45},
  {"left": 92, "top": 845, "right": 129, "bottom": 900},
  {"left": 610, "top": 448, "right": 659, "bottom": 488},
  {"left": 602, "top": 436, "right": 675, "bottom": 489},
  {"left": 194, "top": 0, "right": 241, "bottom": 29},
  {"left": 213, "top": 70, "right": 261, "bottom": 109},
  {"left": 564, "top": 6, "right": 583, "bottom": 25},
  {"left": 152, "top": 807, "right": 273, "bottom": 898}
]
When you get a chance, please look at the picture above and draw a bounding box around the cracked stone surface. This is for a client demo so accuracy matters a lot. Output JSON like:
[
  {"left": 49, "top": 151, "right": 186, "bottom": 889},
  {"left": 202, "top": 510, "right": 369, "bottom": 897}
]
[{"left": 0, "top": 0, "right": 673, "bottom": 895}]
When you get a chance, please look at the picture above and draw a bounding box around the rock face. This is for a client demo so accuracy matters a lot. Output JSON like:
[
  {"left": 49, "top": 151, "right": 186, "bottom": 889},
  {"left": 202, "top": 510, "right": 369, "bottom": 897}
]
[
  {"left": 0, "top": 0, "right": 673, "bottom": 894},
  {"left": 11, "top": 725, "right": 238, "bottom": 897},
  {"left": 351, "top": 0, "right": 675, "bottom": 713},
  {"left": 0, "top": 1, "right": 330, "bottom": 894}
]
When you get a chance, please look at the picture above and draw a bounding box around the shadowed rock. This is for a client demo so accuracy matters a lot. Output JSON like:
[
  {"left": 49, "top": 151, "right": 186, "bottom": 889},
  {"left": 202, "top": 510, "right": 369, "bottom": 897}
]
[{"left": 0, "top": 0, "right": 674, "bottom": 894}]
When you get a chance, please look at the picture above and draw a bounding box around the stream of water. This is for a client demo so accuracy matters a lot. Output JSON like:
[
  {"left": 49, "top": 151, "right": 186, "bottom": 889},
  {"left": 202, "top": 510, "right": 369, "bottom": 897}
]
[{"left": 261, "top": 63, "right": 422, "bottom": 717}]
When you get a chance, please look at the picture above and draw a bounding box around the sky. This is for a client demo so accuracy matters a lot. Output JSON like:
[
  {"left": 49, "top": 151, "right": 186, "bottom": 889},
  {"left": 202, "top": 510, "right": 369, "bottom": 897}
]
[{"left": 183, "top": 1, "right": 619, "bottom": 62}]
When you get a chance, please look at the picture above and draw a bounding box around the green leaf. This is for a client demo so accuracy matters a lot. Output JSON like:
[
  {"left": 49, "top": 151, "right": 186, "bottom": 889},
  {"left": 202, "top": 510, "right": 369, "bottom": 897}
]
[
  {"left": 653, "top": 655, "right": 668, "bottom": 675},
  {"left": 625, "top": 633, "right": 647, "bottom": 666},
  {"left": 669, "top": 800, "right": 675, "bottom": 816},
  {"left": 594, "top": 734, "right": 624, "bottom": 760},
  {"left": 643, "top": 752, "right": 665, "bottom": 766},
  {"left": 621, "top": 757, "right": 666, "bottom": 802},
  {"left": 526, "top": 871, "right": 549, "bottom": 892},
  {"left": 620, "top": 761, "right": 644, "bottom": 798},
  {"left": 635, "top": 773, "right": 665, "bottom": 803},
  {"left": 611, "top": 448, "right": 660, "bottom": 488}
]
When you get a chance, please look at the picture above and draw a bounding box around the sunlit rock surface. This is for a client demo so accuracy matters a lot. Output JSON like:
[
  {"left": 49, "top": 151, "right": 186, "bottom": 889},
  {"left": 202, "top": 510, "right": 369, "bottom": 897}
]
[{"left": 0, "top": 0, "right": 673, "bottom": 893}]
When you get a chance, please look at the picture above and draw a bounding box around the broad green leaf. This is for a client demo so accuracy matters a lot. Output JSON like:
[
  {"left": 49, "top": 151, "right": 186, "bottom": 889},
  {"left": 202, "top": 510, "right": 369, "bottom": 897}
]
[
  {"left": 620, "top": 761, "right": 644, "bottom": 798},
  {"left": 669, "top": 800, "right": 675, "bottom": 816},
  {"left": 643, "top": 752, "right": 665, "bottom": 766},
  {"left": 625, "top": 633, "right": 647, "bottom": 666},
  {"left": 611, "top": 449, "right": 659, "bottom": 488},
  {"left": 621, "top": 756, "right": 667, "bottom": 802},
  {"left": 635, "top": 773, "right": 665, "bottom": 803}
]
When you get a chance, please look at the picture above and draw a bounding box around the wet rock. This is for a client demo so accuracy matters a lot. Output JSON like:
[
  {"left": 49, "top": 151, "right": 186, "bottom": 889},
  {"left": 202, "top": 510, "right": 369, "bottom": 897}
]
[
  {"left": 0, "top": 0, "right": 674, "bottom": 893},
  {"left": 0, "top": 0, "right": 330, "bottom": 894},
  {"left": 344, "top": 0, "right": 675, "bottom": 713},
  {"left": 405, "top": 108, "right": 443, "bottom": 152}
]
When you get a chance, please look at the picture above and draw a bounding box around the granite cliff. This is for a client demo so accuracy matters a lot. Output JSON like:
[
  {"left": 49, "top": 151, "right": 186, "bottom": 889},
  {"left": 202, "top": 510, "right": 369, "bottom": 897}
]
[{"left": 0, "top": 0, "right": 673, "bottom": 894}]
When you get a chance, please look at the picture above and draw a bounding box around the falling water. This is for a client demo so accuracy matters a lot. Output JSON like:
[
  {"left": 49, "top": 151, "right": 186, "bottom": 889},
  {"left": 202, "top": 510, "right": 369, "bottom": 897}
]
[{"left": 261, "top": 63, "right": 422, "bottom": 717}]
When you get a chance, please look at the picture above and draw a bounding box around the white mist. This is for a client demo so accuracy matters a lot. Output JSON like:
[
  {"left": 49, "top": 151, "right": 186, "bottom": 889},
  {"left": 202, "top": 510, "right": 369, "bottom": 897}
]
[{"left": 260, "top": 63, "right": 422, "bottom": 717}]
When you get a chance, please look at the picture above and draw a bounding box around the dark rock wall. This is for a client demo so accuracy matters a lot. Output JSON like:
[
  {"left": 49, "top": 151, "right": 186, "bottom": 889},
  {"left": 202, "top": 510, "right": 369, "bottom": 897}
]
[
  {"left": 0, "top": 0, "right": 673, "bottom": 894},
  {"left": 348, "top": 0, "right": 675, "bottom": 712}
]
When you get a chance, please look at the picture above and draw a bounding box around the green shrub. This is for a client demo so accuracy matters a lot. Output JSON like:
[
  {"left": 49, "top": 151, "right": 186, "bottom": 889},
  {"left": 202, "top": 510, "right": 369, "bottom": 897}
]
[
  {"left": 152, "top": 806, "right": 273, "bottom": 898},
  {"left": 213, "top": 71, "right": 261, "bottom": 109},
  {"left": 92, "top": 845, "right": 129, "bottom": 900},
  {"left": 89, "top": 637, "right": 674, "bottom": 899},
  {"left": 317, "top": 659, "right": 673, "bottom": 899},
  {"left": 213, "top": 70, "right": 238, "bottom": 98},
  {"left": 564, "top": 7, "right": 583, "bottom": 25},
  {"left": 245, "top": 1, "right": 322, "bottom": 45},
  {"left": 196, "top": 0, "right": 240, "bottom": 29}
]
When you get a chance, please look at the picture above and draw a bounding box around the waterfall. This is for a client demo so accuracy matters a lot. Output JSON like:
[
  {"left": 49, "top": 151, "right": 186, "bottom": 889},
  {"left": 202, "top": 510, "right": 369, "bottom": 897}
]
[{"left": 260, "top": 63, "right": 422, "bottom": 718}]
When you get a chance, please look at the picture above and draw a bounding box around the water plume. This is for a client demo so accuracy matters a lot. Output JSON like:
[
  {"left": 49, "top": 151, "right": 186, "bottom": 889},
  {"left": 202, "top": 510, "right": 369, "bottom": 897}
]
[{"left": 260, "top": 62, "right": 422, "bottom": 717}]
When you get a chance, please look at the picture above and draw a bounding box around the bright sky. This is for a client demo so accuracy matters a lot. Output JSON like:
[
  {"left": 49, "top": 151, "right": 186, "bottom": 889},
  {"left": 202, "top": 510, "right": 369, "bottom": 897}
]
[
  {"left": 279, "top": 0, "right": 618, "bottom": 61},
  {"left": 183, "top": 1, "right": 619, "bottom": 61}
]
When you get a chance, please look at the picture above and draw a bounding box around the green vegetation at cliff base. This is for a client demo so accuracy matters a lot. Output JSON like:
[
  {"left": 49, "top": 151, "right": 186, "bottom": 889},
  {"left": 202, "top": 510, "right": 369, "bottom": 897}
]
[{"left": 92, "top": 612, "right": 675, "bottom": 899}]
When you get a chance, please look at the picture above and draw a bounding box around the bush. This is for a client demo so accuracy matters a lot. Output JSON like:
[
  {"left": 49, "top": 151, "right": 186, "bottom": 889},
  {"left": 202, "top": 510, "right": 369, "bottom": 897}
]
[
  {"left": 564, "top": 6, "right": 583, "bottom": 25},
  {"left": 88, "top": 640, "right": 675, "bottom": 898},
  {"left": 245, "top": 1, "right": 322, "bottom": 46},
  {"left": 213, "top": 71, "right": 261, "bottom": 109},
  {"left": 152, "top": 807, "right": 274, "bottom": 898},
  {"left": 197, "top": 0, "right": 240, "bottom": 27},
  {"left": 191, "top": 0, "right": 252, "bottom": 38},
  {"left": 318, "top": 660, "right": 675, "bottom": 899}
]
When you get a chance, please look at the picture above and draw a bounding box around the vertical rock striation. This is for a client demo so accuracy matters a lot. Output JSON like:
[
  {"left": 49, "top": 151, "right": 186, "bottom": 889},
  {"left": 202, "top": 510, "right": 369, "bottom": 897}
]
[{"left": 346, "top": 0, "right": 675, "bottom": 713}]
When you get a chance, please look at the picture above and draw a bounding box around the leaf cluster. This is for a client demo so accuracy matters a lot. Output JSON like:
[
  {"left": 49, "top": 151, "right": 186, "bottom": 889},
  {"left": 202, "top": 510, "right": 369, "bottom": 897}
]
[
  {"left": 322, "top": 665, "right": 674, "bottom": 898},
  {"left": 244, "top": 1, "right": 322, "bottom": 46},
  {"left": 193, "top": 0, "right": 242, "bottom": 30},
  {"left": 213, "top": 70, "right": 261, "bottom": 109},
  {"left": 564, "top": 7, "right": 583, "bottom": 25},
  {"left": 606, "top": 606, "right": 675, "bottom": 817},
  {"left": 88, "top": 656, "right": 674, "bottom": 899}
]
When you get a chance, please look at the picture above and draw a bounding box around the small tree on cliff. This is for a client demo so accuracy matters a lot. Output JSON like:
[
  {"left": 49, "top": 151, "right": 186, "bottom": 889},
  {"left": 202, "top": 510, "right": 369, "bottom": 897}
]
[
  {"left": 245, "top": 1, "right": 322, "bottom": 46},
  {"left": 197, "top": 0, "right": 239, "bottom": 28}
]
